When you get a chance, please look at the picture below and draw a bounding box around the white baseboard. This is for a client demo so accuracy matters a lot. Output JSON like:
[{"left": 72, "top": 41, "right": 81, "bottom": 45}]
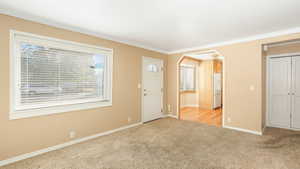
[
  {"left": 165, "top": 113, "right": 178, "bottom": 119},
  {"left": 0, "top": 122, "right": 143, "bottom": 167},
  {"left": 223, "top": 125, "right": 262, "bottom": 136},
  {"left": 181, "top": 104, "right": 199, "bottom": 108}
]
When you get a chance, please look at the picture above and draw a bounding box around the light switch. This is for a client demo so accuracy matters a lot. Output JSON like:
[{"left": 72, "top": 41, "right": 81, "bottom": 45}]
[{"left": 137, "top": 83, "right": 141, "bottom": 89}]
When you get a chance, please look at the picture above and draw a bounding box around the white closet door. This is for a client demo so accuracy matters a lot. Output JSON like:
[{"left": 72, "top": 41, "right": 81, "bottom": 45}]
[
  {"left": 292, "top": 56, "right": 300, "bottom": 129},
  {"left": 269, "top": 57, "right": 291, "bottom": 128}
]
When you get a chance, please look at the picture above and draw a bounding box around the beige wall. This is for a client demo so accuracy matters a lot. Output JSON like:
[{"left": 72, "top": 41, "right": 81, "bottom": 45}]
[
  {"left": 0, "top": 14, "right": 167, "bottom": 161},
  {"left": 167, "top": 33, "right": 300, "bottom": 133},
  {"left": 198, "top": 60, "right": 214, "bottom": 109},
  {"left": 180, "top": 92, "right": 199, "bottom": 108},
  {"left": 266, "top": 42, "right": 300, "bottom": 55},
  {"left": 180, "top": 58, "right": 199, "bottom": 108}
]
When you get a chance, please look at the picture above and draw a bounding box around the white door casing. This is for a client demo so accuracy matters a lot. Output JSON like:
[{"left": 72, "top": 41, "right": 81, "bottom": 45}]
[
  {"left": 142, "top": 56, "right": 163, "bottom": 122},
  {"left": 268, "top": 57, "right": 291, "bottom": 128}
]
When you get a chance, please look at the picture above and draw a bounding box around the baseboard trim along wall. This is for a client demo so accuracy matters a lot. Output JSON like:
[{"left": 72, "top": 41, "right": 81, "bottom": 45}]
[
  {"left": 223, "top": 125, "right": 262, "bottom": 136},
  {"left": 0, "top": 122, "right": 143, "bottom": 167},
  {"left": 181, "top": 104, "right": 199, "bottom": 108},
  {"left": 166, "top": 113, "right": 178, "bottom": 119}
]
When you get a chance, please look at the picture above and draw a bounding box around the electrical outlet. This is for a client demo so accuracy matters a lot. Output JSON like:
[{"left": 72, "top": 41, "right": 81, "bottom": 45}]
[
  {"left": 127, "top": 117, "right": 132, "bottom": 123},
  {"left": 69, "top": 131, "right": 76, "bottom": 139}
]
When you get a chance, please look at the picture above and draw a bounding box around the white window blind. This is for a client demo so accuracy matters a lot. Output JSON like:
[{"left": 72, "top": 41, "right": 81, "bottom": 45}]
[
  {"left": 180, "top": 65, "right": 196, "bottom": 91},
  {"left": 10, "top": 31, "right": 113, "bottom": 119}
]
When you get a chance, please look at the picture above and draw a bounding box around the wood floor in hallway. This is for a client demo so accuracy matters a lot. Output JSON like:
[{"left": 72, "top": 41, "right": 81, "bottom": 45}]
[{"left": 180, "top": 107, "right": 222, "bottom": 127}]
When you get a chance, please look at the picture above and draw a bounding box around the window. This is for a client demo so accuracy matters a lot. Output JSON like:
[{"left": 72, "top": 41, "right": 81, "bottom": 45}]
[
  {"left": 10, "top": 30, "right": 113, "bottom": 119},
  {"left": 147, "top": 64, "right": 159, "bottom": 72},
  {"left": 180, "top": 64, "right": 196, "bottom": 91}
]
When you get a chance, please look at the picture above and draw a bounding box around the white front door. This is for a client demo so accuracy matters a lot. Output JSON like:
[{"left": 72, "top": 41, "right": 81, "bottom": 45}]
[
  {"left": 292, "top": 56, "right": 300, "bottom": 129},
  {"left": 142, "top": 57, "right": 163, "bottom": 122},
  {"left": 268, "top": 57, "right": 291, "bottom": 128}
]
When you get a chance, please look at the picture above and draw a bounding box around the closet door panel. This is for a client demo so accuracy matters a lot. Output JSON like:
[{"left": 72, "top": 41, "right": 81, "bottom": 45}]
[
  {"left": 292, "top": 56, "right": 300, "bottom": 129},
  {"left": 269, "top": 57, "right": 291, "bottom": 128}
]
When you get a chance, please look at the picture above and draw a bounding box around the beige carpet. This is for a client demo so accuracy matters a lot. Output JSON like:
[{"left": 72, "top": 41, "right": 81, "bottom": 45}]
[{"left": 2, "top": 118, "right": 300, "bottom": 169}]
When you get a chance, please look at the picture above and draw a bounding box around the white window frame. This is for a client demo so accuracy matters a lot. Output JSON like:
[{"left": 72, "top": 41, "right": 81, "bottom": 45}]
[{"left": 10, "top": 30, "right": 113, "bottom": 120}]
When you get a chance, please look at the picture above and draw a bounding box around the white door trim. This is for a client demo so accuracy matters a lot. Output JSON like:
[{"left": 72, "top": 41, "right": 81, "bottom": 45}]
[{"left": 141, "top": 56, "right": 164, "bottom": 123}]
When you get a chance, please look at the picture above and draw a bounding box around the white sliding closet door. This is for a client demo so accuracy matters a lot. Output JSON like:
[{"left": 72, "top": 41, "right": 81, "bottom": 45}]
[
  {"left": 269, "top": 57, "right": 291, "bottom": 128},
  {"left": 292, "top": 56, "right": 300, "bottom": 129}
]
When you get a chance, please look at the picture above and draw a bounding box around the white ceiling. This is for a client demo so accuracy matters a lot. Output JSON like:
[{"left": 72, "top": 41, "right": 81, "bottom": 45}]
[{"left": 1, "top": 0, "right": 300, "bottom": 54}]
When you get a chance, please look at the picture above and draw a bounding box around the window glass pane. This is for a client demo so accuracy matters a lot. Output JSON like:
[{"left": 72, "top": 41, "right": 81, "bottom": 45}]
[
  {"left": 186, "top": 67, "right": 194, "bottom": 90},
  {"left": 180, "top": 66, "right": 195, "bottom": 91},
  {"left": 20, "top": 42, "right": 105, "bottom": 107},
  {"left": 147, "top": 64, "right": 159, "bottom": 72}
]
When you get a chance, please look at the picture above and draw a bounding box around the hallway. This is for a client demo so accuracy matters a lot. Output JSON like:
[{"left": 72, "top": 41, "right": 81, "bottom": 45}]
[{"left": 180, "top": 107, "right": 222, "bottom": 127}]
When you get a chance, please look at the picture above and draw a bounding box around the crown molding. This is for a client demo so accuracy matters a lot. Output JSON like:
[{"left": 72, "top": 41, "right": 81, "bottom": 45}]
[
  {"left": 168, "top": 27, "right": 300, "bottom": 54},
  {"left": 0, "top": 9, "right": 169, "bottom": 54}
]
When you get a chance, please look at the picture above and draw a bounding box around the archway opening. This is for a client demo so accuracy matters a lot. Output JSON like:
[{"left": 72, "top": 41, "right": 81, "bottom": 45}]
[{"left": 177, "top": 50, "right": 225, "bottom": 127}]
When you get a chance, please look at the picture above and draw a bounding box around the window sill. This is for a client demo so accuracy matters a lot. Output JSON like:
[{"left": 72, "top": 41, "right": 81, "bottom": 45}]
[{"left": 9, "top": 101, "right": 112, "bottom": 120}]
